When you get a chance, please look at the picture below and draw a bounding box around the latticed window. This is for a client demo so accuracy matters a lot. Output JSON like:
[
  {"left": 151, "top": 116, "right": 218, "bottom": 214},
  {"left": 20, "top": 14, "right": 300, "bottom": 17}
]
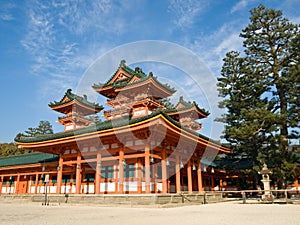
[
  {"left": 85, "top": 173, "right": 95, "bottom": 182},
  {"left": 62, "top": 175, "right": 71, "bottom": 183},
  {"left": 101, "top": 166, "right": 114, "bottom": 178},
  {"left": 124, "top": 164, "right": 135, "bottom": 178}
]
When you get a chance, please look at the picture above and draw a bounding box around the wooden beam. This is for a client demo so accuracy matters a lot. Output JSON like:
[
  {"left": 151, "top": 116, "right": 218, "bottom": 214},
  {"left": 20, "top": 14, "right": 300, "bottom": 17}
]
[
  {"left": 187, "top": 160, "right": 192, "bottom": 193},
  {"left": 75, "top": 153, "right": 81, "bottom": 194},
  {"left": 56, "top": 155, "right": 63, "bottom": 194},
  {"left": 95, "top": 152, "right": 101, "bottom": 194},
  {"left": 161, "top": 148, "right": 167, "bottom": 194},
  {"left": 176, "top": 155, "right": 181, "bottom": 193},
  {"left": 197, "top": 158, "right": 203, "bottom": 192},
  {"left": 145, "top": 142, "right": 151, "bottom": 194}
]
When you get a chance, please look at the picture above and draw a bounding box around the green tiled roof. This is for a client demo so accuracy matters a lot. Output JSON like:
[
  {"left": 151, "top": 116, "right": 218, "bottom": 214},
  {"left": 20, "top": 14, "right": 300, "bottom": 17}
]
[
  {"left": 15, "top": 110, "right": 225, "bottom": 148},
  {"left": 49, "top": 89, "right": 103, "bottom": 110},
  {"left": 167, "top": 96, "right": 209, "bottom": 116},
  {"left": 92, "top": 60, "right": 145, "bottom": 89},
  {"left": 92, "top": 60, "right": 176, "bottom": 94},
  {"left": 0, "top": 152, "right": 59, "bottom": 168}
]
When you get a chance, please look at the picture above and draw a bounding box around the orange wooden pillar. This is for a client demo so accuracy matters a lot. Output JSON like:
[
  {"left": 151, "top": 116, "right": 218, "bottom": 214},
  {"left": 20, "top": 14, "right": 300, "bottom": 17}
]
[
  {"left": 161, "top": 148, "right": 167, "bottom": 194},
  {"left": 176, "top": 155, "right": 181, "bottom": 193},
  {"left": 95, "top": 152, "right": 101, "bottom": 194},
  {"left": 197, "top": 158, "right": 203, "bottom": 192},
  {"left": 35, "top": 173, "right": 39, "bottom": 194},
  {"left": 75, "top": 153, "right": 82, "bottom": 194},
  {"left": 0, "top": 176, "right": 3, "bottom": 194},
  {"left": 295, "top": 177, "right": 299, "bottom": 193},
  {"left": 211, "top": 176, "right": 215, "bottom": 191},
  {"left": 118, "top": 147, "right": 124, "bottom": 194},
  {"left": 56, "top": 155, "right": 63, "bottom": 194},
  {"left": 187, "top": 160, "right": 193, "bottom": 193},
  {"left": 15, "top": 174, "right": 20, "bottom": 194},
  {"left": 153, "top": 164, "right": 157, "bottom": 193},
  {"left": 137, "top": 159, "right": 142, "bottom": 194},
  {"left": 145, "top": 142, "right": 151, "bottom": 193}
]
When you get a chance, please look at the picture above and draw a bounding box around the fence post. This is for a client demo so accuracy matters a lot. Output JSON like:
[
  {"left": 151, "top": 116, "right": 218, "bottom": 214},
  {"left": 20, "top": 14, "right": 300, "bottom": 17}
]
[
  {"left": 242, "top": 191, "right": 246, "bottom": 204},
  {"left": 284, "top": 190, "right": 288, "bottom": 204}
]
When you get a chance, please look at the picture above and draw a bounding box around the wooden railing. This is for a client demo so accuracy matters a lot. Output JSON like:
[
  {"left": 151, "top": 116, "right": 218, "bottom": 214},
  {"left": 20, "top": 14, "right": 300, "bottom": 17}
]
[{"left": 206, "top": 189, "right": 300, "bottom": 204}]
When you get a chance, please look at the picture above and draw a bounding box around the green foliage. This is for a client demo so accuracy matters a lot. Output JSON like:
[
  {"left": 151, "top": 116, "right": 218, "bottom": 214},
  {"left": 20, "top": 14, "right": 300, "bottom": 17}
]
[
  {"left": 23, "top": 120, "right": 54, "bottom": 137},
  {"left": 87, "top": 114, "right": 101, "bottom": 123},
  {"left": 0, "top": 143, "right": 31, "bottom": 157},
  {"left": 217, "top": 5, "right": 300, "bottom": 189},
  {"left": 161, "top": 97, "right": 175, "bottom": 110}
]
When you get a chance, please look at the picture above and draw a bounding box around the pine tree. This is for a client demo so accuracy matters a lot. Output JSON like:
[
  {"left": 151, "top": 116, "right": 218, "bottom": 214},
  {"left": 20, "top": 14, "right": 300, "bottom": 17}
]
[
  {"left": 23, "top": 120, "right": 53, "bottom": 137},
  {"left": 217, "top": 5, "right": 299, "bottom": 189}
]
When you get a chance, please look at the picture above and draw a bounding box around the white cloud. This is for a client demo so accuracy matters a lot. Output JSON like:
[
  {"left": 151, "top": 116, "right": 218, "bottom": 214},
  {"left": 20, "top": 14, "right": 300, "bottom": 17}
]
[
  {"left": 231, "top": 0, "right": 248, "bottom": 13},
  {"left": 0, "top": 2, "right": 15, "bottom": 21},
  {"left": 178, "top": 21, "right": 245, "bottom": 140},
  {"left": 290, "top": 16, "right": 300, "bottom": 24},
  {"left": 20, "top": 0, "right": 127, "bottom": 99},
  {"left": 168, "top": 0, "right": 207, "bottom": 29}
]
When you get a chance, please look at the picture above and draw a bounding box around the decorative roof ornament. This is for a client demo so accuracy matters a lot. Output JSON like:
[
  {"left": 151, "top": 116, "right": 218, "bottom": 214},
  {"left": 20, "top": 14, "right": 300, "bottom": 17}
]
[{"left": 119, "top": 59, "right": 126, "bottom": 67}]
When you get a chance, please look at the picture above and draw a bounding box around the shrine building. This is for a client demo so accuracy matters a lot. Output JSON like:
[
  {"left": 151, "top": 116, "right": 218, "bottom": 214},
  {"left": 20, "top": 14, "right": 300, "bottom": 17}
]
[{"left": 2, "top": 60, "right": 232, "bottom": 195}]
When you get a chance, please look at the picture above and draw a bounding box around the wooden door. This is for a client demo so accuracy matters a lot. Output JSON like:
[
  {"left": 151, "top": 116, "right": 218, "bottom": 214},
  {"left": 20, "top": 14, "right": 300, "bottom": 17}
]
[{"left": 18, "top": 181, "right": 28, "bottom": 194}]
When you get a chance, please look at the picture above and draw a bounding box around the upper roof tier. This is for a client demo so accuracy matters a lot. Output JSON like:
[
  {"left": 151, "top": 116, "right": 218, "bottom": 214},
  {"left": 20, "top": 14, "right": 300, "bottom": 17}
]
[
  {"left": 92, "top": 60, "right": 176, "bottom": 99},
  {"left": 49, "top": 89, "right": 103, "bottom": 115},
  {"left": 167, "top": 96, "right": 210, "bottom": 119}
]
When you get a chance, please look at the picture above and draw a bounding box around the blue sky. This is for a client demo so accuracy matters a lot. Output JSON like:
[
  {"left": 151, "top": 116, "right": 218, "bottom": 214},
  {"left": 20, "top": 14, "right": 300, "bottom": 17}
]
[{"left": 0, "top": 0, "right": 299, "bottom": 143}]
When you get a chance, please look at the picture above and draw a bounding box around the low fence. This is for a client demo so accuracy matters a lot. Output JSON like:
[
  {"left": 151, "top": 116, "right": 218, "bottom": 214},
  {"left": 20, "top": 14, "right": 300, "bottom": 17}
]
[
  {"left": 205, "top": 189, "right": 300, "bottom": 204},
  {"left": 1, "top": 190, "right": 299, "bottom": 206}
]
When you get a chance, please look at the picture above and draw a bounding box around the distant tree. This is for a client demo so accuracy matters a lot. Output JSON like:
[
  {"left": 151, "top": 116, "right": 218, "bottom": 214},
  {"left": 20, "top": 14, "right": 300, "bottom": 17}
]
[
  {"left": 87, "top": 114, "right": 101, "bottom": 123},
  {"left": 0, "top": 143, "right": 31, "bottom": 157},
  {"left": 161, "top": 97, "right": 175, "bottom": 110},
  {"left": 23, "top": 120, "right": 53, "bottom": 137}
]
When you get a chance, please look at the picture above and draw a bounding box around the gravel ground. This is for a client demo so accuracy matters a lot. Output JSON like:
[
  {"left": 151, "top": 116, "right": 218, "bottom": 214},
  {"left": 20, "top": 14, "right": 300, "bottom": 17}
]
[{"left": 0, "top": 201, "right": 299, "bottom": 225}]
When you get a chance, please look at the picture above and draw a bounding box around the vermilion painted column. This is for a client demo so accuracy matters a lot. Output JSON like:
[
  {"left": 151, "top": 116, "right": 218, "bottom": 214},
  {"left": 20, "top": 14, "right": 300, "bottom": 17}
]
[
  {"left": 137, "top": 159, "right": 142, "bottom": 194},
  {"left": 153, "top": 164, "right": 157, "bottom": 193},
  {"left": 95, "top": 152, "right": 101, "bottom": 194},
  {"left": 295, "top": 177, "right": 299, "bottom": 193},
  {"left": 145, "top": 143, "right": 151, "bottom": 193},
  {"left": 35, "top": 173, "right": 39, "bottom": 194},
  {"left": 161, "top": 148, "right": 167, "bottom": 194},
  {"left": 56, "top": 155, "right": 63, "bottom": 194},
  {"left": 197, "top": 158, "right": 203, "bottom": 192},
  {"left": 176, "top": 155, "right": 181, "bottom": 193},
  {"left": 211, "top": 176, "right": 215, "bottom": 191},
  {"left": 119, "top": 147, "right": 124, "bottom": 193},
  {"left": 187, "top": 160, "right": 193, "bottom": 193},
  {"left": 15, "top": 174, "right": 20, "bottom": 194},
  {"left": 0, "top": 176, "right": 3, "bottom": 194},
  {"left": 75, "top": 153, "right": 82, "bottom": 194}
]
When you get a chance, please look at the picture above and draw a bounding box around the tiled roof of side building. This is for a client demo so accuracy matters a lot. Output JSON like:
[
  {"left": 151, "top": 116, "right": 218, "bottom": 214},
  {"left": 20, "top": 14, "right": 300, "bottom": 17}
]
[
  {"left": 48, "top": 89, "right": 103, "bottom": 110},
  {"left": 0, "top": 152, "right": 59, "bottom": 168},
  {"left": 166, "top": 96, "right": 209, "bottom": 116}
]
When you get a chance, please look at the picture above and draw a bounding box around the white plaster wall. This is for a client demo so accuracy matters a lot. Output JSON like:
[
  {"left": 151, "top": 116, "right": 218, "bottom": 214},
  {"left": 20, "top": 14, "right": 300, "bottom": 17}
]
[
  {"left": 156, "top": 182, "right": 162, "bottom": 192},
  {"left": 83, "top": 184, "right": 95, "bottom": 194},
  {"left": 100, "top": 182, "right": 115, "bottom": 192},
  {"left": 124, "top": 182, "right": 137, "bottom": 192}
]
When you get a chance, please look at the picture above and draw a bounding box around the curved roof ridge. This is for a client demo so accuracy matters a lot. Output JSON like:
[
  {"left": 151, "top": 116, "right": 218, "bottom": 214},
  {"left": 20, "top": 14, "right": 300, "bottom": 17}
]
[
  {"left": 15, "top": 110, "right": 227, "bottom": 150},
  {"left": 173, "top": 96, "right": 209, "bottom": 116},
  {"left": 49, "top": 89, "right": 103, "bottom": 110}
]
